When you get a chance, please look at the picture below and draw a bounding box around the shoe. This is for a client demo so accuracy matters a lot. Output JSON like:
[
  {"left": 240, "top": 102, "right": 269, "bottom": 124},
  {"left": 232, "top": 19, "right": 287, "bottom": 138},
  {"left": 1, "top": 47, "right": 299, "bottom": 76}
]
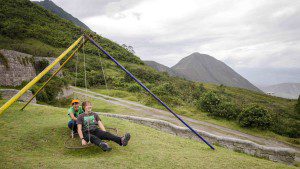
[
  {"left": 99, "top": 142, "right": 112, "bottom": 152},
  {"left": 121, "top": 133, "right": 131, "bottom": 146}
]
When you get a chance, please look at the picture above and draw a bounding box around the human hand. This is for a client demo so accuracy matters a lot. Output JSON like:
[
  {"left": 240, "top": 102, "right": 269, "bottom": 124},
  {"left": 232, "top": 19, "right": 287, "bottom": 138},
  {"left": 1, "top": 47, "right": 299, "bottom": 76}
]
[{"left": 82, "top": 139, "right": 87, "bottom": 145}]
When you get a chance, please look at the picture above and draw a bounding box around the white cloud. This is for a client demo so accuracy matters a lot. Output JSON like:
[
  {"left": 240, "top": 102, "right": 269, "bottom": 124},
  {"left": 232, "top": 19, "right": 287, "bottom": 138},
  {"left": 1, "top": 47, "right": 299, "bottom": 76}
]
[{"left": 48, "top": 0, "right": 300, "bottom": 84}]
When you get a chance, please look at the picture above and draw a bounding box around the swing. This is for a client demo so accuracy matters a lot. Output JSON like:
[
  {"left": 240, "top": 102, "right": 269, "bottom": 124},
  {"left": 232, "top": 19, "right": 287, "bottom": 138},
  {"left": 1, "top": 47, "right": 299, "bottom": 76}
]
[
  {"left": 63, "top": 38, "right": 119, "bottom": 149},
  {"left": 2, "top": 35, "right": 214, "bottom": 150},
  {"left": 64, "top": 127, "right": 119, "bottom": 149}
]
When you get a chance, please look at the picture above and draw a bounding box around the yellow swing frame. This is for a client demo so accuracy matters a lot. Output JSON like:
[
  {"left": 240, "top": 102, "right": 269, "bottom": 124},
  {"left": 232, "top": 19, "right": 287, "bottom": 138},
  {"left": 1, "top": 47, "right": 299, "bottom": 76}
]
[{"left": 0, "top": 35, "right": 84, "bottom": 115}]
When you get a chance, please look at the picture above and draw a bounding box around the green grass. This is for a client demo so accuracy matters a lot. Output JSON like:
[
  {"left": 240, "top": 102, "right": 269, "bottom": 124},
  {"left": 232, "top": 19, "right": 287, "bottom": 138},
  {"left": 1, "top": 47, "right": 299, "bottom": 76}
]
[
  {"left": 0, "top": 100, "right": 297, "bottom": 168},
  {"left": 91, "top": 88, "right": 139, "bottom": 102}
]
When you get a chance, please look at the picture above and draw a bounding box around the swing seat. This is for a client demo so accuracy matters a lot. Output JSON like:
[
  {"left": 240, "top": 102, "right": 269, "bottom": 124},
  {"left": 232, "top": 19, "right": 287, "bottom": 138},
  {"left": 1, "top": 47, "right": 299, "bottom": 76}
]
[{"left": 64, "top": 127, "right": 119, "bottom": 149}]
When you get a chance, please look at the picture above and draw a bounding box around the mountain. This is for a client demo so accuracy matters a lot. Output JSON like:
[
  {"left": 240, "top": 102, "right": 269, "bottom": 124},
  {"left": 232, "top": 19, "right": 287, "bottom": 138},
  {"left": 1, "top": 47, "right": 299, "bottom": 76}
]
[
  {"left": 33, "top": 0, "right": 91, "bottom": 30},
  {"left": 260, "top": 83, "right": 300, "bottom": 99},
  {"left": 171, "top": 52, "right": 261, "bottom": 92},
  {"left": 144, "top": 60, "right": 184, "bottom": 77}
]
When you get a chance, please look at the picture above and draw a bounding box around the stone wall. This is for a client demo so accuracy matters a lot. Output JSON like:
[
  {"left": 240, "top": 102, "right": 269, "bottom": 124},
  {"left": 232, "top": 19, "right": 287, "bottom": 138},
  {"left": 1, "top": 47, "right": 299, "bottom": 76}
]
[
  {"left": 0, "top": 49, "right": 71, "bottom": 103},
  {"left": 0, "top": 49, "right": 36, "bottom": 86},
  {"left": 0, "top": 49, "right": 62, "bottom": 87},
  {"left": 0, "top": 89, "right": 36, "bottom": 103},
  {"left": 101, "top": 113, "right": 296, "bottom": 165}
]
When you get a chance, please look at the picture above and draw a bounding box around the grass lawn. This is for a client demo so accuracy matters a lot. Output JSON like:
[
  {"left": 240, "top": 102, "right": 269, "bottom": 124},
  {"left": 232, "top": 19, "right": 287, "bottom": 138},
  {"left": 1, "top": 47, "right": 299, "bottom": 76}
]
[{"left": 0, "top": 100, "right": 296, "bottom": 168}]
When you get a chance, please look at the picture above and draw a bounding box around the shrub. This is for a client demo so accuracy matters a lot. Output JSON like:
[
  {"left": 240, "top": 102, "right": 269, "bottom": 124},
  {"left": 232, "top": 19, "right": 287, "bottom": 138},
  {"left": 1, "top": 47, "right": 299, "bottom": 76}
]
[
  {"left": 20, "top": 80, "right": 29, "bottom": 89},
  {"left": 88, "top": 70, "right": 105, "bottom": 87},
  {"left": 123, "top": 73, "right": 134, "bottom": 83},
  {"left": 72, "top": 72, "right": 88, "bottom": 88},
  {"left": 127, "top": 83, "right": 142, "bottom": 92},
  {"left": 272, "top": 118, "right": 300, "bottom": 138},
  {"left": 30, "top": 76, "right": 67, "bottom": 104},
  {"left": 238, "top": 105, "right": 271, "bottom": 130},
  {"left": 0, "top": 52, "right": 9, "bottom": 69},
  {"left": 34, "top": 58, "right": 49, "bottom": 74},
  {"left": 31, "top": 85, "right": 50, "bottom": 103},
  {"left": 159, "top": 95, "right": 182, "bottom": 106},
  {"left": 192, "top": 83, "right": 206, "bottom": 99},
  {"left": 198, "top": 91, "right": 239, "bottom": 120},
  {"left": 1, "top": 18, "right": 27, "bottom": 39},
  {"left": 198, "top": 91, "right": 220, "bottom": 113},
  {"left": 213, "top": 101, "right": 240, "bottom": 120},
  {"left": 153, "top": 82, "right": 177, "bottom": 96},
  {"left": 217, "top": 84, "right": 225, "bottom": 94},
  {"left": 51, "top": 97, "right": 73, "bottom": 108}
]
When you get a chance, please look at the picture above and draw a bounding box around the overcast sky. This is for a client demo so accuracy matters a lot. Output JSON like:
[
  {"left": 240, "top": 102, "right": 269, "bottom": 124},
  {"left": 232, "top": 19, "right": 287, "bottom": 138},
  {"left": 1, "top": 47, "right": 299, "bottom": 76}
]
[{"left": 47, "top": 0, "right": 300, "bottom": 85}]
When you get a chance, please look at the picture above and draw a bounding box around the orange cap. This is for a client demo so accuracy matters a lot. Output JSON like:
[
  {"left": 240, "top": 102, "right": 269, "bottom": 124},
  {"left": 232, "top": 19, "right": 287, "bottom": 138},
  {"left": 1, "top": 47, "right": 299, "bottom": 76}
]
[{"left": 71, "top": 99, "right": 80, "bottom": 105}]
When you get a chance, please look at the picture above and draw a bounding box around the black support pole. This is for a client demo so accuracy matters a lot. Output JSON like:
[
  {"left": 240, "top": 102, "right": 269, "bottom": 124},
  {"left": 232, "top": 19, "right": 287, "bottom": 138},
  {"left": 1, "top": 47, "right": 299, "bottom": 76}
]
[{"left": 85, "top": 34, "right": 215, "bottom": 150}]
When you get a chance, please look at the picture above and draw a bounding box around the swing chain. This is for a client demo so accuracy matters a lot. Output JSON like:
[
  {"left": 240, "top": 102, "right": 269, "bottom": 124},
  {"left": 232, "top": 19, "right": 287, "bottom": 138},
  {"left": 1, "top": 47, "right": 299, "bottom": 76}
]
[
  {"left": 73, "top": 51, "right": 79, "bottom": 100},
  {"left": 98, "top": 50, "right": 108, "bottom": 91},
  {"left": 82, "top": 37, "right": 88, "bottom": 101}
]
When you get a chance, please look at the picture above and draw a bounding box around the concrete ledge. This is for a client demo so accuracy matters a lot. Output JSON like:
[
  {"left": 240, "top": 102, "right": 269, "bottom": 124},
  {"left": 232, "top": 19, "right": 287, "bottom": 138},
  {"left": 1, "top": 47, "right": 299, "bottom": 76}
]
[
  {"left": 0, "top": 89, "right": 36, "bottom": 103},
  {"left": 100, "top": 113, "right": 296, "bottom": 165}
]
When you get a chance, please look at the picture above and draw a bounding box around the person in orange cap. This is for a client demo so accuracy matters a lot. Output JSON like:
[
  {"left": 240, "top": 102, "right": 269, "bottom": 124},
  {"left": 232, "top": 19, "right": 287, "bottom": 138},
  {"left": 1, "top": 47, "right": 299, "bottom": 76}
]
[{"left": 67, "top": 99, "right": 84, "bottom": 133}]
